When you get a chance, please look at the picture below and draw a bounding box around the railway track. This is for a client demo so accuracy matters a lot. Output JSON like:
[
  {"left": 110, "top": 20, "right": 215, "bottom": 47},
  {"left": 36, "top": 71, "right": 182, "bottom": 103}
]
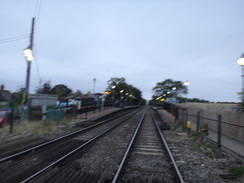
[
  {"left": 112, "top": 108, "right": 183, "bottom": 183},
  {"left": 0, "top": 108, "right": 141, "bottom": 183},
  {"left": 29, "top": 108, "right": 146, "bottom": 182},
  {"left": 0, "top": 107, "right": 183, "bottom": 183}
]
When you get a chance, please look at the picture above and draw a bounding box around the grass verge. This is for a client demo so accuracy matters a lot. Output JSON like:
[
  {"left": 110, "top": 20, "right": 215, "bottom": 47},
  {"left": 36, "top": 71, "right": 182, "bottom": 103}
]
[{"left": 0, "top": 118, "right": 79, "bottom": 140}]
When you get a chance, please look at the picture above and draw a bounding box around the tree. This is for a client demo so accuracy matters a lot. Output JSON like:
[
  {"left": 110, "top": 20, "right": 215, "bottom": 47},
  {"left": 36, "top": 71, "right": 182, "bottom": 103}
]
[
  {"left": 106, "top": 77, "right": 128, "bottom": 101},
  {"left": 106, "top": 77, "right": 126, "bottom": 90},
  {"left": 51, "top": 84, "right": 72, "bottom": 99},
  {"left": 152, "top": 79, "right": 187, "bottom": 100},
  {"left": 12, "top": 87, "right": 26, "bottom": 105},
  {"left": 36, "top": 81, "right": 53, "bottom": 94},
  {"left": 105, "top": 77, "right": 146, "bottom": 105}
]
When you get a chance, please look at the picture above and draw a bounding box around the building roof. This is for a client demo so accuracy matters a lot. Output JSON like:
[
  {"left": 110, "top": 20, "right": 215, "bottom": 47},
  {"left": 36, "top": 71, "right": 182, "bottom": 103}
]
[
  {"left": 62, "top": 90, "right": 94, "bottom": 100},
  {"left": 0, "top": 90, "right": 10, "bottom": 102}
]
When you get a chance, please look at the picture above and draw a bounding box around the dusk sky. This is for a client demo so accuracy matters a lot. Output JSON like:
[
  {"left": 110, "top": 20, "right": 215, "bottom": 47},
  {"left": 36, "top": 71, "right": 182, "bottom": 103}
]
[{"left": 1, "top": 0, "right": 244, "bottom": 102}]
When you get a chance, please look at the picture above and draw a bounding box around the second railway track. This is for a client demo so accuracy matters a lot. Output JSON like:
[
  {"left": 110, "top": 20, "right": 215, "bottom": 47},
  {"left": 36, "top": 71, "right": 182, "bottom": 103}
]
[{"left": 0, "top": 108, "right": 141, "bottom": 183}]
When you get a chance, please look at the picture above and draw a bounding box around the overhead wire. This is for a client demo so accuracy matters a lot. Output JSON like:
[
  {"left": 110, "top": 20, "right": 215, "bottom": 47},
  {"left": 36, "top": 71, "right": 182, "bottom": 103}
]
[
  {"left": 32, "top": 0, "right": 43, "bottom": 89},
  {"left": 0, "top": 34, "right": 30, "bottom": 43}
]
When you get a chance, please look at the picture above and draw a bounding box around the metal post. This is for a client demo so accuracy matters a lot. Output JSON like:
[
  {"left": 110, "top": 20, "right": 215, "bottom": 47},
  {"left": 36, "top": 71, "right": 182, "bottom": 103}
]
[
  {"left": 196, "top": 112, "right": 200, "bottom": 133},
  {"left": 185, "top": 109, "right": 188, "bottom": 125},
  {"left": 217, "top": 115, "right": 222, "bottom": 148},
  {"left": 85, "top": 106, "right": 88, "bottom": 119},
  {"left": 9, "top": 96, "right": 14, "bottom": 134},
  {"left": 242, "top": 66, "right": 244, "bottom": 106},
  {"left": 174, "top": 107, "right": 178, "bottom": 123}
]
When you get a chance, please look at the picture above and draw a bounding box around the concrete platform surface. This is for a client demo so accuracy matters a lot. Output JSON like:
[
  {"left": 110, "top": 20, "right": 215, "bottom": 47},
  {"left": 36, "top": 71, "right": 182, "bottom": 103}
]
[{"left": 77, "top": 107, "right": 123, "bottom": 122}]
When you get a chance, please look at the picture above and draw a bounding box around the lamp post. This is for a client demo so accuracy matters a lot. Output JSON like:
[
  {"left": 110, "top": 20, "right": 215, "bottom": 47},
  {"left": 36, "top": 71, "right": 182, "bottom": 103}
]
[
  {"left": 93, "top": 78, "right": 96, "bottom": 93},
  {"left": 120, "top": 90, "right": 124, "bottom": 107},
  {"left": 237, "top": 53, "right": 244, "bottom": 104},
  {"left": 112, "top": 85, "right": 116, "bottom": 107},
  {"left": 184, "top": 81, "right": 190, "bottom": 103},
  {"left": 24, "top": 48, "right": 33, "bottom": 101},
  {"left": 23, "top": 48, "right": 33, "bottom": 120}
]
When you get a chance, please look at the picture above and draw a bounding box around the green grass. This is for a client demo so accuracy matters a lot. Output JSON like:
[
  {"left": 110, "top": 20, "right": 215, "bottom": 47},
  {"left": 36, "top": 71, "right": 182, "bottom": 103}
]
[
  {"left": 0, "top": 118, "right": 77, "bottom": 140},
  {"left": 229, "top": 166, "right": 244, "bottom": 177},
  {"left": 175, "top": 123, "right": 223, "bottom": 159}
]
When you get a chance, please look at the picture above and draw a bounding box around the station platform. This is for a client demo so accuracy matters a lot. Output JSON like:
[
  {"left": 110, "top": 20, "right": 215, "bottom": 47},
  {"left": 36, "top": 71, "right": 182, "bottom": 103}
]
[
  {"left": 156, "top": 109, "right": 244, "bottom": 160},
  {"left": 77, "top": 106, "right": 139, "bottom": 122},
  {"left": 77, "top": 107, "right": 123, "bottom": 122}
]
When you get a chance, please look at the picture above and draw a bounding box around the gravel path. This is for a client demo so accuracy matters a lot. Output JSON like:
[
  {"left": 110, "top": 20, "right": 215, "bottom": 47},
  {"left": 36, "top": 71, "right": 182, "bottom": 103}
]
[{"left": 164, "top": 130, "right": 244, "bottom": 183}]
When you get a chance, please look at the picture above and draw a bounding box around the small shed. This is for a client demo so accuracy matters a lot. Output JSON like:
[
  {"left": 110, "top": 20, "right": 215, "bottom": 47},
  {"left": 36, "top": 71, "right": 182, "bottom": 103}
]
[
  {"left": 28, "top": 94, "right": 61, "bottom": 120},
  {"left": 29, "top": 94, "right": 58, "bottom": 106}
]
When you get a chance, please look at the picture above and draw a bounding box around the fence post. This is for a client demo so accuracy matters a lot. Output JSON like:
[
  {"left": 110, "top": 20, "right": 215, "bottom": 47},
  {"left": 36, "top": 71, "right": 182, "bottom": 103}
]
[
  {"left": 9, "top": 101, "right": 14, "bottom": 134},
  {"left": 185, "top": 109, "right": 188, "bottom": 125},
  {"left": 196, "top": 112, "right": 200, "bottom": 133},
  {"left": 174, "top": 107, "right": 178, "bottom": 123},
  {"left": 217, "top": 115, "right": 222, "bottom": 148},
  {"left": 85, "top": 106, "right": 88, "bottom": 119}
]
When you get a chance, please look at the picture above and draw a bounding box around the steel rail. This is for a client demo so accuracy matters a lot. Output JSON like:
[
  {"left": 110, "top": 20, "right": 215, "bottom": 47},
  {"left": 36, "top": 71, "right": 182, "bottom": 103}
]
[
  {"left": 20, "top": 108, "right": 143, "bottom": 183},
  {"left": 0, "top": 110, "right": 137, "bottom": 163},
  {"left": 152, "top": 115, "right": 184, "bottom": 183},
  {"left": 112, "top": 109, "right": 146, "bottom": 183}
]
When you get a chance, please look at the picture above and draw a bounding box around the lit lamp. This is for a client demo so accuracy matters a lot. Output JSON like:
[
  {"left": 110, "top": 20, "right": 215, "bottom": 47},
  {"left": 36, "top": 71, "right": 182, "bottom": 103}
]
[
  {"left": 237, "top": 53, "right": 244, "bottom": 103},
  {"left": 184, "top": 81, "right": 190, "bottom": 87},
  {"left": 24, "top": 48, "right": 33, "bottom": 62}
]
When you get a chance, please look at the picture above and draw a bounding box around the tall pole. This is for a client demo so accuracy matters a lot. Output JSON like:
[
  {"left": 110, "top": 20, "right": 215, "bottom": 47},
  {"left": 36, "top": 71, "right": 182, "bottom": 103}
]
[
  {"left": 241, "top": 66, "right": 244, "bottom": 104},
  {"left": 184, "top": 81, "right": 190, "bottom": 103},
  {"left": 23, "top": 17, "right": 35, "bottom": 120},
  {"left": 237, "top": 54, "right": 244, "bottom": 109},
  {"left": 93, "top": 78, "right": 96, "bottom": 94},
  {"left": 25, "top": 17, "right": 35, "bottom": 104}
]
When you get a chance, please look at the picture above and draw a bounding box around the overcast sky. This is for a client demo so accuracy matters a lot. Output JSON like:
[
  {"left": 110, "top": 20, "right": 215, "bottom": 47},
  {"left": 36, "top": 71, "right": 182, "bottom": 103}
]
[{"left": 1, "top": 0, "right": 244, "bottom": 102}]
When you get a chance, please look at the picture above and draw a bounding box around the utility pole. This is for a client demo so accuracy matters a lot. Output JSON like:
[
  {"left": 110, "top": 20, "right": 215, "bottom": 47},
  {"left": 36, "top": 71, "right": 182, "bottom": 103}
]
[
  {"left": 22, "top": 17, "right": 35, "bottom": 120},
  {"left": 25, "top": 17, "right": 35, "bottom": 104},
  {"left": 93, "top": 78, "right": 96, "bottom": 94}
]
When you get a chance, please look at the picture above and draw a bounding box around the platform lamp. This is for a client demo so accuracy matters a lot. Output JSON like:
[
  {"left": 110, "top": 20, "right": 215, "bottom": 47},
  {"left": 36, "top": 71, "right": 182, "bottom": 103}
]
[
  {"left": 184, "top": 81, "right": 190, "bottom": 103},
  {"left": 112, "top": 86, "right": 116, "bottom": 107},
  {"left": 237, "top": 53, "right": 244, "bottom": 104}
]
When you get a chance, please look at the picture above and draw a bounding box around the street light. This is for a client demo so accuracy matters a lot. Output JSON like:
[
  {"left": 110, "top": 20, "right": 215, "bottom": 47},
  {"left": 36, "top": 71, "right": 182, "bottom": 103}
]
[
  {"left": 23, "top": 47, "right": 33, "bottom": 120},
  {"left": 237, "top": 53, "right": 244, "bottom": 104},
  {"left": 23, "top": 47, "right": 33, "bottom": 100},
  {"left": 111, "top": 86, "right": 116, "bottom": 107},
  {"left": 184, "top": 81, "right": 190, "bottom": 103}
]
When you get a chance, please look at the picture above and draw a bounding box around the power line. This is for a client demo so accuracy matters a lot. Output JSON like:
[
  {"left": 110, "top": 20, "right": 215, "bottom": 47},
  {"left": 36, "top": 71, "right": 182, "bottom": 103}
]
[
  {"left": 0, "top": 34, "right": 30, "bottom": 43},
  {"left": 34, "top": 0, "right": 42, "bottom": 19},
  {"left": 33, "top": 46, "right": 42, "bottom": 88},
  {"left": 32, "top": 0, "right": 43, "bottom": 90}
]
